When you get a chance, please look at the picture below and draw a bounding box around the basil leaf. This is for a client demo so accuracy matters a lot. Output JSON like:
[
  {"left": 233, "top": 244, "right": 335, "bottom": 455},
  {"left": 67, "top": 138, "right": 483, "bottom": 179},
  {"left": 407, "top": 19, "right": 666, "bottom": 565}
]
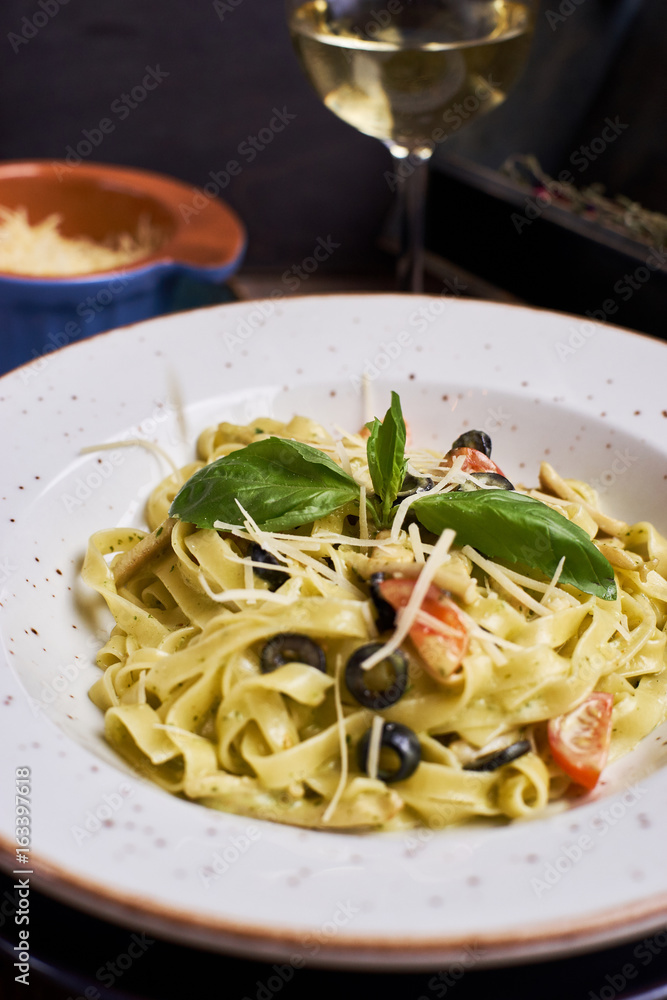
[
  {"left": 366, "top": 391, "right": 407, "bottom": 524},
  {"left": 170, "top": 437, "right": 360, "bottom": 532},
  {"left": 413, "top": 490, "right": 617, "bottom": 600}
]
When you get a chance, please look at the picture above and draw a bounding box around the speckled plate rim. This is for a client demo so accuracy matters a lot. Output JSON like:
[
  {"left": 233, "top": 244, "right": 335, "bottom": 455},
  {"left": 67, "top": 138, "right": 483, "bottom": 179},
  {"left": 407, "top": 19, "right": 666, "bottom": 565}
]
[
  {"left": 2, "top": 832, "right": 667, "bottom": 970},
  {"left": 2, "top": 294, "right": 667, "bottom": 971}
]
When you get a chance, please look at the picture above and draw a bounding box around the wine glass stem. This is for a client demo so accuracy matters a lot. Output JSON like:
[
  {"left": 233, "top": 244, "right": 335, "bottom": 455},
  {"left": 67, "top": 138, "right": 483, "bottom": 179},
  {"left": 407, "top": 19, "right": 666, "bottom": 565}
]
[{"left": 391, "top": 147, "right": 432, "bottom": 294}]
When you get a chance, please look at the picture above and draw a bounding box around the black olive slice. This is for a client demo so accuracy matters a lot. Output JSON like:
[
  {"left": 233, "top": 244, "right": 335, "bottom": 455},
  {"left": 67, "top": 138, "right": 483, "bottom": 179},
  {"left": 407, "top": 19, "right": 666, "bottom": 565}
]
[
  {"left": 451, "top": 430, "right": 492, "bottom": 457},
  {"left": 358, "top": 721, "right": 421, "bottom": 783},
  {"left": 249, "top": 543, "right": 289, "bottom": 592},
  {"left": 394, "top": 473, "right": 435, "bottom": 501},
  {"left": 345, "top": 643, "right": 408, "bottom": 710},
  {"left": 369, "top": 572, "right": 396, "bottom": 632},
  {"left": 260, "top": 633, "right": 326, "bottom": 674},
  {"left": 462, "top": 739, "right": 531, "bottom": 772},
  {"left": 458, "top": 472, "right": 515, "bottom": 491}
]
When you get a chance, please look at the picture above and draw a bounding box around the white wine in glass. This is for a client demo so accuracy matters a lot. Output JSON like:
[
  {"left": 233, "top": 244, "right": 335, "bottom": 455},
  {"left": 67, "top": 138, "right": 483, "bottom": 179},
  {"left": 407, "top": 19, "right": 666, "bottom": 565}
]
[{"left": 287, "top": 0, "right": 536, "bottom": 290}]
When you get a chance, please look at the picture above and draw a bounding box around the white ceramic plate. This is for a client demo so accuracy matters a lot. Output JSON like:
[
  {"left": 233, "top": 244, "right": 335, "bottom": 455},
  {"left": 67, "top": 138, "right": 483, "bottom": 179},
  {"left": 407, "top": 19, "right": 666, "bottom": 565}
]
[{"left": 2, "top": 294, "right": 667, "bottom": 970}]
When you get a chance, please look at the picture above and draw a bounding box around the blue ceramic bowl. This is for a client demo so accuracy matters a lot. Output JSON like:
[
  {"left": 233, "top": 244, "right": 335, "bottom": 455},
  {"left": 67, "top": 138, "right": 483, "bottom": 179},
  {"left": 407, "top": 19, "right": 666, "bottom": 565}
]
[{"left": 0, "top": 160, "right": 246, "bottom": 375}]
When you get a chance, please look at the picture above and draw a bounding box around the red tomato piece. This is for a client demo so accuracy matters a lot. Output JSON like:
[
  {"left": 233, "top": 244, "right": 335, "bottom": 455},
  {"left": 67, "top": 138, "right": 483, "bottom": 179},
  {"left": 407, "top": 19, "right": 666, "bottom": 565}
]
[
  {"left": 378, "top": 578, "right": 469, "bottom": 683},
  {"left": 547, "top": 692, "right": 614, "bottom": 790},
  {"left": 441, "top": 447, "right": 506, "bottom": 477}
]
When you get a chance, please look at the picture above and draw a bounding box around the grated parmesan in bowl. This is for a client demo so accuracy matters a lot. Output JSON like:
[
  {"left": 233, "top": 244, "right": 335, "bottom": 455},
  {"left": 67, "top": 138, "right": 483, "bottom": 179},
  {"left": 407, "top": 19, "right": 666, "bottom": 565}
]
[
  {"left": 0, "top": 159, "right": 246, "bottom": 375},
  {"left": 0, "top": 206, "right": 164, "bottom": 277}
]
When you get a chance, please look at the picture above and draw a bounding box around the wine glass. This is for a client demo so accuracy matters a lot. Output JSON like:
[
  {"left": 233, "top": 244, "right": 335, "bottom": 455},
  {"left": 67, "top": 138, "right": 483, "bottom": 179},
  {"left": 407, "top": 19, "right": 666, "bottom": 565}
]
[{"left": 286, "top": 0, "right": 537, "bottom": 292}]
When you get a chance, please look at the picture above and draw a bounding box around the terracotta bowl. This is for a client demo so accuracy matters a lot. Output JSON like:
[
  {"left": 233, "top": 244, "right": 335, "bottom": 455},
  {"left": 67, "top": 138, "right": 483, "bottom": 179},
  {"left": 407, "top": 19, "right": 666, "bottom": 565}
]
[{"left": 0, "top": 160, "right": 246, "bottom": 374}]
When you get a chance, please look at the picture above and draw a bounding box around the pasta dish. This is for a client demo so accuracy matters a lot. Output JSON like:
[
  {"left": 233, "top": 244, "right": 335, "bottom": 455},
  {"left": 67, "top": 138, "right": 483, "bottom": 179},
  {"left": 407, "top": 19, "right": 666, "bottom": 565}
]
[{"left": 82, "top": 393, "right": 667, "bottom": 830}]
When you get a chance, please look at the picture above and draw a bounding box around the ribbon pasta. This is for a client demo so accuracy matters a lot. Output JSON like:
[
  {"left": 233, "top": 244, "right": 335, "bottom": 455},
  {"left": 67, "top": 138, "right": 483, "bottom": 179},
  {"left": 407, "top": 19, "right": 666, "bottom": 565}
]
[{"left": 82, "top": 415, "right": 667, "bottom": 830}]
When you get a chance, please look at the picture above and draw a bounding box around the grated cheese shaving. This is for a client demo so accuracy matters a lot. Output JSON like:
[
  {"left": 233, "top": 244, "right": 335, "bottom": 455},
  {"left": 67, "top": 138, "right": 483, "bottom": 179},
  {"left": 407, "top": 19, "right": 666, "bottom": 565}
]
[
  {"left": 358, "top": 485, "right": 368, "bottom": 540},
  {"left": 540, "top": 556, "right": 566, "bottom": 606},
  {"left": 489, "top": 560, "right": 578, "bottom": 605},
  {"left": 361, "top": 528, "right": 456, "bottom": 670},
  {"left": 197, "top": 573, "right": 295, "bottom": 606},
  {"left": 323, "top": 544, "right": 346, "bottom": 579},
  {"left": 415, "top": 608, "right": 466, "bottom": 640},
  {"left": 214, "top": 523, "right": 324, "bottom": 550},
  {"left": 233, "top": 501, "right": 366, "bottom": 598},
  {"left": 366, "top": 714, "right": 385, "bottom": 782},
  {"left": 213, "top": 522, "right": 392, "bottom": 549},
  {"left": 477, "top": 637, "right": 508, "bottom": 667},
  {"left": 432, "top": 451, "right": 468, "bottom": 485},
  {"left": 408, "top": 522, "right": 425, "bottom": 564},
  {"left": 335, "top": 440, "right": 353, "bottom": 477},
  {"left": 415, "top": 607, "right": 512, "bottom": 665},
  {"left": 462, "top": 546, "right": 552, "bottom": 617},
  {"left": 390, "top": 474, "right": 456, "bottom": 543},
  {"left": 270, "top": 538, "right": 365, "bottom": 597},
  {"left": 304, "top": 564, "right": 336, "bottom": 596},
  {"left": 220, "top": 549, "right": 294, "bottom": 577}
]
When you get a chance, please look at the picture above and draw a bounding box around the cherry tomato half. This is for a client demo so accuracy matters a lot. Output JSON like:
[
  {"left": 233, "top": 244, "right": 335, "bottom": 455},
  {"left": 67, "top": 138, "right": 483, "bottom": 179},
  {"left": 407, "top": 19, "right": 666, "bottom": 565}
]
[
  {"left": 547, "top": 692, "right": 614, "bottom": 790},
  {"left": 378, "top": 578, "right": 469, "bottom": 683},
  {"left": 441, "top": 447, "right": 506, "bottom": 478}
]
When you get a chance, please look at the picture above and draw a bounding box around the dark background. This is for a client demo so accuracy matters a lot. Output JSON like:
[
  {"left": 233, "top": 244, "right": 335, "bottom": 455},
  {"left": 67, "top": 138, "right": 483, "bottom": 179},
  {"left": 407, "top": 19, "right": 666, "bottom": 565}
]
[{"left": 0, "top": 0, "right": 665, "bottom": 278}]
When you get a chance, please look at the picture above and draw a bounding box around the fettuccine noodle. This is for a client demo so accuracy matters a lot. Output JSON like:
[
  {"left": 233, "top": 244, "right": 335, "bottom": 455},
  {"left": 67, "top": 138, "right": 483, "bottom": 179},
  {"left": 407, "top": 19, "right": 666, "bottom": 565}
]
[{"left": 82, "top": 413, "right": 667, "bottom": 830}]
